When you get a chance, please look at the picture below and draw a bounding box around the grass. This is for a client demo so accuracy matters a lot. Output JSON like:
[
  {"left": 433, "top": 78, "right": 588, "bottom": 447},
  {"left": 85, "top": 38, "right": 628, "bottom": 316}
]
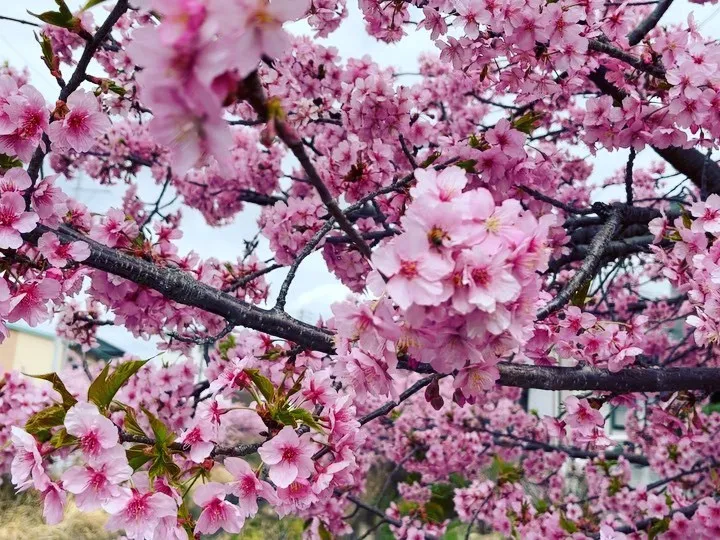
[
  {"left": 0, "top": 476, "right": 304, "bottom": 540},
  {"left": 0, "top": 481, "right": 112, "bottom": 540}
]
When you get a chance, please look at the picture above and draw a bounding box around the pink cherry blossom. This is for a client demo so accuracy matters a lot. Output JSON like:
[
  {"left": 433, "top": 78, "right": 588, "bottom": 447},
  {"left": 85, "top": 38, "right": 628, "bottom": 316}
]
[
  {"left": 0, "top": 168, "right": 31, "bottom": 193},
  {"left": 31, "top": 175, "right": 68, "bottom": 224},
  {"left": 10, "top": 427, "right": 50, "bottom": 491},
  {"left": 37, "top": 232, "right": 90, "bottom": 267},
  {"left": 176, "top": 420, "right": 215, "bottom": 463},
  {"left": 193, "top": 482, "right": 244, "bottom": 535},
  {"left": 372, "top": 228, "right": 453, "bottom": 310},
  {"left": 41, "top": 482, "right": 66, "bottom": 525},
  {"left": 224, "top": 456, "right": 277, "bottom": 518},
  {"left": 232, "top": 0, "right": 311, "bottom": 76},
  {"left": 453, "top": 359, "right": 501, "bottom": 400},
  {"left": 6, "top": 277, "right": 60, "bottom": 326},
  {"left": 105, "top": 485, "right": 178, "bottom": 539},
  {"left": 258, "top": 426, "right": 315, "bottom": 488},
  {"left": 0, "top": 192, "right": 38, "bottom": 249},
  {"left": 47, "top": 89, "right": 111, "bottom": 153},
  {"left": 144, "top": 82, "right": 231, "bottom": 175},
  {"left": 0, "top": 84, "right": 48, "bottom": 160},
  {"left": 63, "top": 401, "right": 119, "bottom": 458},
  {"left": 564, "top": 395, "right": 604, "bottom": 435},
  {"left": 61, "top": 446, "right": 132, "bottom": 511},
  {"left": 410, "top": 166, "right": 468, "bottom": 203},
  {"left": 690, "top": 194, "right": 720, "bottom": 234}
]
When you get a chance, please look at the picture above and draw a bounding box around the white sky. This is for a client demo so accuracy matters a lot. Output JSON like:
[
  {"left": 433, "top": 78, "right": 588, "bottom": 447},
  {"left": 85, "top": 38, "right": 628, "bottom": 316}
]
[{"left": 1, "top": 1, "right": 718, "bottom": 357}]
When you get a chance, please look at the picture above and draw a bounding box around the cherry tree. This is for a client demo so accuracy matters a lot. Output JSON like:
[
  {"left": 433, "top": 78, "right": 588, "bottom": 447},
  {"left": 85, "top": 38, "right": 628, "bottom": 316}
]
[{"left": 1, "top": 0, "right": 720, "bottom": 537}]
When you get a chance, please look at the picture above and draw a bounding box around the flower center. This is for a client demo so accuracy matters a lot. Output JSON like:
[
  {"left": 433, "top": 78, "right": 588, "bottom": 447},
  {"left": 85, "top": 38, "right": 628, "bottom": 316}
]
[
  {"left": 471, "top": 267, "right": 490, "bottom": 287},
  {"left": 81, "top": 430, "right": 101, "bottom": 455},
  {"left": 400, "top": 260, "right": 418, "bottom": 278},
  {"left": 282, "top": 446, "right": 298, "bottom": 461}
]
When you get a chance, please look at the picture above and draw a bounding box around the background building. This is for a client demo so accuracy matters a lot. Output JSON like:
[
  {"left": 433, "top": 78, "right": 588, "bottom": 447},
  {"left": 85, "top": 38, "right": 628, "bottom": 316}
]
[{"left": 0, "top": 324, "right": 124, "bottom": 375}]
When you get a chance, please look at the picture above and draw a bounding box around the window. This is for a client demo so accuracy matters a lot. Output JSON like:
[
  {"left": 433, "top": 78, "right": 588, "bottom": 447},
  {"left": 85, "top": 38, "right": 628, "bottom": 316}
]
[{"left": 610, "top": 406, "right": 628, "bottom": 431}]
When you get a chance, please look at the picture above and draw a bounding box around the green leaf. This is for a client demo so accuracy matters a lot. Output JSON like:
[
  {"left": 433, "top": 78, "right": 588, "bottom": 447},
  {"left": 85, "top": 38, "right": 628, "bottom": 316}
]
[
  {"left": 429, "top": 482, "right": 456, "bottom": 520},
  {"left": 318, "top": 522, "right": 332, "bottom": 540},
  {"left": 82, "top": 0, "right": 107, "bottom": 9},
  {"left": 424, "top": 501, "right": 446, "bottom": 523},
  {"left": 648, "top": 517, "right": 670, "bottom": 540},
  {"left": 511, "top": 111, "right": 544, "bottom": 135},
  {"left": 0, "top": 154, "right": 23, "bottom": 169},
  {"left": 216, "top": 334, "right": 236, "bottom": 360},
  {"left": 29, "top": 372, "right": 77, "bottom": 409},
  {"left": 49, "top": 428, "right": 77, "bottom": 449},
  {"left": 107, "top": 81, "right": 126, "bottom": 97},
  {"left": 419, "top": 151, "right": 441, "bottom": 168},
  {"left": 26, "top": 404, "right": 67, "bottom": 435},
  {"left": 142, "top": 407, "right": 176, "bottom": 447},
  {"left": 570, "top": 279, "right": 592, "bottom": 308},
  {"left": 126, "top": 444, "right": 156, "bottom": 470},
  {"left": 449, "top": 473, "right": 469, "bottom": 488},
  {"left": 122, "top": 407, "right": 147, "bottom": 438},
  {"left": 559, "top": 514, "right": 578, "bottom": 534},
  {"left": 29, "top": 1, "right": 75, "bottom": 29},
  {"left": 275, "top": 408, "right": 295, "bottom": 426},
  {"left": 149, "top": 452, "right": 180, "bottom": 479},
  {"left": 88, "top": 359, "right": 149, "bottom": 410},
  {"left": 246, "top": 369, "right": 275, "bottom": 402},
  {"left": 291, "top": 408, "right": 323, "bottom": 432},
  {"left": 397, "top": 500, "right": 420, "bottom": 516},
  {"left": 455, "top": 159, "right": 477, "bottom": 173}
]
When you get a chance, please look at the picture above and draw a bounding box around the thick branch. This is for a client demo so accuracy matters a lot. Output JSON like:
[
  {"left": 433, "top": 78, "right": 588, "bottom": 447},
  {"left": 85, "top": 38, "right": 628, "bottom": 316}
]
[
  {"left": 34, "top": 225, "right": 337, "bottom": 353},
  {"left": 627, "top": 0, "right": 674, "bottom": 46},
  {"left": 497, "top": 363, "right": 720, "bottom": 392}
]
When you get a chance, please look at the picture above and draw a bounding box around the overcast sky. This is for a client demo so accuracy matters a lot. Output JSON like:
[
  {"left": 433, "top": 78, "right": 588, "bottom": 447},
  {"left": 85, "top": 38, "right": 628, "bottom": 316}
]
[{"left": 1, "top": 1, "right": 717, "bottom": 358}]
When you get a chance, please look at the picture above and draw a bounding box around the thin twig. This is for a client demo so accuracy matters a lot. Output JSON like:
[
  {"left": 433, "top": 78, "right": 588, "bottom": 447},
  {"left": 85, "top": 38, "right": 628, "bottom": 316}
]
[
  {"left": 243, "top": 72, "right": 372, "bottom": 259},
  {"left": 625, "top": 147, "right": 636, "bottom": 205},
  {"left": 274, "top": 220, "right": 335, "bottom": 311}
]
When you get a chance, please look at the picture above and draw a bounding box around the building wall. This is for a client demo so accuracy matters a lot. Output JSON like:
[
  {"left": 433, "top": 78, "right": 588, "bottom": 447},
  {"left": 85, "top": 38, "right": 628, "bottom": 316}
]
[{"left": 0, "top": 328, "right": 64, "bottom": 375}]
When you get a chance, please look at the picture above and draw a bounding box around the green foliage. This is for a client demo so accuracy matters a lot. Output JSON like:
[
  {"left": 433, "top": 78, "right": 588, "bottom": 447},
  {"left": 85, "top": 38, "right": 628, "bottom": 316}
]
[
  {"left": 512, "top": 111, "right": 544, "bottom": 135},
  {"left": 570, "top": 279, "right": 592, "bottom": 307},
  {"left": 29, "top": 373, "right": 77, "bottom": 409},
  {"left": 419, "top": 151, "right": 441, "bottom": 168},
  {"left": 648, "top": 517, "right": 670, "bottom": 540},
  {"left": 218, "top": 334, "right": 236, "bottom": 359},
  {"left": 559, "top": 513, "right": 578, "bottom": 534},
  {"left": 82, "top": 0, "right": 108, "bottom": 9},
  {"left": 88, "top": 359, "right": 149, "bottom": 410},
  {"left": 142, "top": 408, "right": 180, "bottom": 479},
  {"left": 488, "top": 456, "right": 523, "bottom": 486},
  {"left": 25, "top": 404, "right": 66, "bottom": 436},
  {"left": 0, "top": 154, "right": 23, "bottom": 169},
  {"left": 49, "top": 428, "right": 77, "bottom": 449},
  {"left": 455, "top": 159, "right": 478, "bottom": 173},
  {"left": 29, "top": 0, "right": 75, "bottom": 29},
  {"left": 246, "top": 369, "right": 275, "bottom": 402},
  {"left": 126, "top": 444, "right": 155, "bottom": 471}
]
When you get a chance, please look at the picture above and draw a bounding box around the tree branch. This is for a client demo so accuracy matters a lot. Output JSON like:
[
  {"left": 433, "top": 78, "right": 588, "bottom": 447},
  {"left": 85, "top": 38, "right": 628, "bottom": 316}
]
[
  {"left": 627, "top": 0, "right": 674, "bottom": 46},
  {"left": 538, "top": 210, "right": 622, "bottom": 319},
  {"left": 243, "top": 72, "right": 372, "bottom": 259}
]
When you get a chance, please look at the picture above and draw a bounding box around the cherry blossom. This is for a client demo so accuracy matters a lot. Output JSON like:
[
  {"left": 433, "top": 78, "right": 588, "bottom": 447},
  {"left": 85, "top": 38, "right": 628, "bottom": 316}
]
[
  {"left": 47, "top": 89, "right": 111, "bottom": 153},
  {"left": 63, "top": 402, "right": 119, "bottom": 459},
  {"left": 192, "top": 482, "right": 244, "bottom": 535},
  {"left": 258, "top": 426, "right": 315, "bottom": 488}
]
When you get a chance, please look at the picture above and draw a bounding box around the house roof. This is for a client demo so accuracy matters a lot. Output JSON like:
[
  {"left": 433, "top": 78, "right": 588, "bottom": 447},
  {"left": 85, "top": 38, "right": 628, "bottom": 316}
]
[{"left": 7, "top": 323, "right": 125, "bottom": 361}]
